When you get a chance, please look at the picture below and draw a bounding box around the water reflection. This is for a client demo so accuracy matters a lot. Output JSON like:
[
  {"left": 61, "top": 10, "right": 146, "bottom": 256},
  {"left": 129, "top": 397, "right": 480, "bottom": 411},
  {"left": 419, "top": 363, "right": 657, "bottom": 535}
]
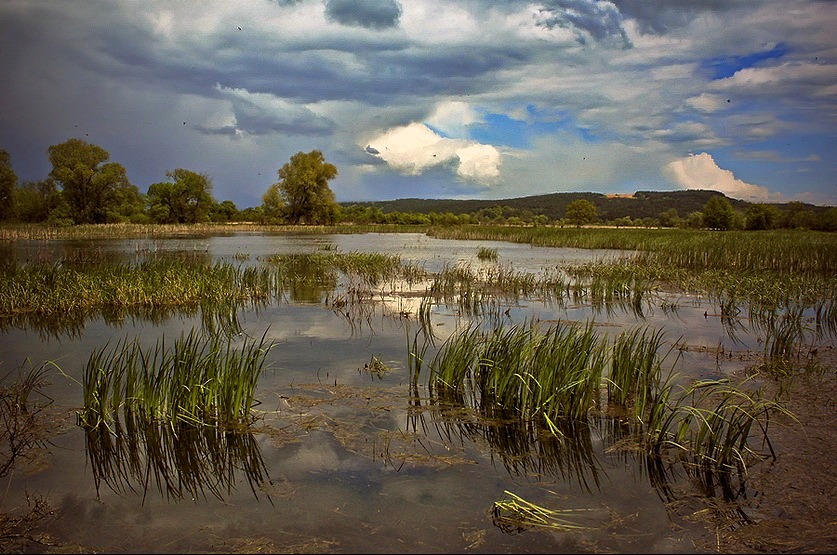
[{"left": 83, "top": 413, "right": 272, "bottom": 505}]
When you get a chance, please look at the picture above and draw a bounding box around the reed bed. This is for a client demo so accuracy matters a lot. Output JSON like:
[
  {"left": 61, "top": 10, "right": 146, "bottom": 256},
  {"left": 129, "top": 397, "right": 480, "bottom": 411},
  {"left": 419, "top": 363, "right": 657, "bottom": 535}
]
[
  {"left": 0, "top": 260, "right": 283, "bottom": 317},
  {"left": 78, "top": 329, "right": 273, "bottom": 429},
  {"left": 0, "top": 222, "right": 428, "bottom": 241},
  {"left": 429, "top": 226, "right": 837, "bottom": 275}
]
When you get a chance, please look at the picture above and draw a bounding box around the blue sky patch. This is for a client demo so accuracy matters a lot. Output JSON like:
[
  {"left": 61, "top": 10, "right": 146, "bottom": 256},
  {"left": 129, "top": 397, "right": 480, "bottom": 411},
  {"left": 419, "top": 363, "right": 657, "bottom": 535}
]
[{"left": 702, "top": 43, "right": 789, "bottom": 80}]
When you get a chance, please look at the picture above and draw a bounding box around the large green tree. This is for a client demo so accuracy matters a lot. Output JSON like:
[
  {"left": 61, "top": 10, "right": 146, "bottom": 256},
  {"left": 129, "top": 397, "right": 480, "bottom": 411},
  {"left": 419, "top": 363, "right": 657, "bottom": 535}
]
[
  {"left": 47, "top": 138, "right": 141, "bottom": 224},
  {"left": 273, "top": 150, "right": 338, "bottom": 225},
  {"left": 564, "top": 199, "right": 597, "bottom": 227},
  {"left": 147, "top": 169, "right": 215, "bottom": 224},
  {"left": 0, "top": 149, "right": 17, "bottom": 221},
  {"left": 14, "top": 179, "right": 67, "bottom": 223},
  {"left": 702, "top": 195, "right": 735, "bottom": 230}
]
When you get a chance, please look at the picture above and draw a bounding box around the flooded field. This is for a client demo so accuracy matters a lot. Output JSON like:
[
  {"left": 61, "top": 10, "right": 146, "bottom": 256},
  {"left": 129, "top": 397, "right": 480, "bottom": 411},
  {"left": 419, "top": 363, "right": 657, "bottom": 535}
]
[{"left": 0, "top": 231, "right": 832, "bottom": 553}]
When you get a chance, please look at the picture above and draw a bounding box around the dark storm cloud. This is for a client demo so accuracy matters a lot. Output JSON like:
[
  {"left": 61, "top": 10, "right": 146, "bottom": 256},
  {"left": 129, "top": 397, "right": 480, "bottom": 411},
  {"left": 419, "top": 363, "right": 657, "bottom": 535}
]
[
  {"left": 611, "top": 0, "right": 757, "bottom": 34},
  {"left": 535, "top": 0, "right": 631, "bottom": 47},
  {"left": 325, "top": 0, "right": 402, "bottom": 30}
]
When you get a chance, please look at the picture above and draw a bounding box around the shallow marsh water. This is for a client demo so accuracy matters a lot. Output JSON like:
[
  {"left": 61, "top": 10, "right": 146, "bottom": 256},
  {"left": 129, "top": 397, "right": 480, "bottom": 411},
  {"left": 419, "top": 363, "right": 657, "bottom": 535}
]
[{"left": 0, "top": 232, "right": 802, "bottom": 553}]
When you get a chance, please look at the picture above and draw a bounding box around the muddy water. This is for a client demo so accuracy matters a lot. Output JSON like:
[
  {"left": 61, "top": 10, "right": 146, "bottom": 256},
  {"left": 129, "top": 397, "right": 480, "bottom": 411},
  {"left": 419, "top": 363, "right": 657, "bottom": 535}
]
[{"left": 0, "top": 232, "right": 782, "bottom": 553}]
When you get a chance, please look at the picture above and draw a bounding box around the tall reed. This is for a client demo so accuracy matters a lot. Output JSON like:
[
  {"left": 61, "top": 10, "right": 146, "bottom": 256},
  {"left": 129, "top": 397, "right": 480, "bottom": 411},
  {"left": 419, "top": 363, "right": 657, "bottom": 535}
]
[{"left": 79, "top": 330, "right": 273, "bottom": 429}]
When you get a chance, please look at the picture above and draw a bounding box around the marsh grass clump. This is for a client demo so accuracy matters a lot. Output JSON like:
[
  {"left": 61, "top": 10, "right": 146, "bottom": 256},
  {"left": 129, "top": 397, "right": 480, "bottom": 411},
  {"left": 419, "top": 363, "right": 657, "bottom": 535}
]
[
  {"left": 266, "top": 251, "right": 417, "bottom": 288},
  {"left": 415, "top": 320, "right": 792, "bottom": 501},
  {"left": 647, "top": 378, "right": 795, "bottom": 500},
  {"left": 78, "top": 330, "right": 273, "bottom": 429},
  {"left": 476, "top": 246, "right": 499, "bottom": 262},
  {"left": 424, "top": 320, "right": 607, "bottom": 426}
]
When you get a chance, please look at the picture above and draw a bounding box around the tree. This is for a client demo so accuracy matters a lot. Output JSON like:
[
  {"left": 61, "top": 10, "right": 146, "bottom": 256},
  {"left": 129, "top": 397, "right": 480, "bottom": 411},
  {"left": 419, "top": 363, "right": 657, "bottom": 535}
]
[
  {"left": 211, "top": 199, "right": 239, "bottom": 222},
  {"left": 260, "top": 183, "right": 286, "bottom": 223},
  {"left": 47, "top": 138, "right": 141, "bottom": 224},
  {"left": 0, "top": 149, "right": 17, "bottom": 221},
  {"left": 273, "top": 150, "right": 339, "bottom": 225},
  {"left": 702, "top": 195, "right": 735, "bottom": 230},
  {"left": 745, "top": 203, "right": 780, "bottom": 230},
  {"left": 565, "top": 199, "right": 597, "bottom": 227},
  {"left": 147, "top": 169, "right": 215, "bottom": 224},
  {"left": 13, "top": 179, "right": 67, "bottom": 223},
  {"left": 658, "top": 208, "right": 680, "bottom": 228}
]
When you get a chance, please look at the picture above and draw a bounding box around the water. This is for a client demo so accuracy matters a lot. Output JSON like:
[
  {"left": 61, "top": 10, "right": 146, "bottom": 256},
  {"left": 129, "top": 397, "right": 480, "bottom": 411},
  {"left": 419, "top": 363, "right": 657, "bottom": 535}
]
[{"left": 0, "top": 232, "right": 783, "bottom": 553}]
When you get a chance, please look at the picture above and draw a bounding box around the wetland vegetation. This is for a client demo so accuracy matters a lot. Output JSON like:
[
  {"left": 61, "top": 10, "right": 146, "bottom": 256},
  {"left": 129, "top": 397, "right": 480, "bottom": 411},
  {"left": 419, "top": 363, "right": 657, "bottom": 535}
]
[{"left": 0, "top": 223, "right": 834, "bottom": 553}]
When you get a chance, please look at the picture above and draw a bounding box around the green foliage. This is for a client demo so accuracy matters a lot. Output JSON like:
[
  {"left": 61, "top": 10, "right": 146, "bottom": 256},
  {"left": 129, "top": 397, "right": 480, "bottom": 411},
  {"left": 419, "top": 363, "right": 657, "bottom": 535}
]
[
  {"left": 210, "top": 199, "right": 239, "bottom": 222},
  {"left": 13, "top": 180, "right": 67, "bottom": 223},
  {"left": 565, "top": 199, "right": 597, "bottom": 227},
  {"left": 260, "top": 183, "right": 286, "bottom": 223},
  {"left": 273, "top": 150, "right": 338, "bottom": 225},
  {"left": 745, "top": 203, "right": 781, "bottom": 230},
  {"left": 47, "top": 138, "right": 141, "bottom": 224},
  {"left": 702, "top": 195, "right": 735, "bottom": 230},
  {"left": 147, "top": 168, "right": 216, "bottom": 224},
  {"left": 0, "top": 149, "right": 17, "bottom": 221}
]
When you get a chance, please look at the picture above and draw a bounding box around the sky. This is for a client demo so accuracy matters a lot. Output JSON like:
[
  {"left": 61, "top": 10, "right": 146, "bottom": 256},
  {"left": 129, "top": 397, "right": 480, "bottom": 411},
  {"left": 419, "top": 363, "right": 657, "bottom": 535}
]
[{"left": 0, "top": 0, "right": 835, "bottom": 209}]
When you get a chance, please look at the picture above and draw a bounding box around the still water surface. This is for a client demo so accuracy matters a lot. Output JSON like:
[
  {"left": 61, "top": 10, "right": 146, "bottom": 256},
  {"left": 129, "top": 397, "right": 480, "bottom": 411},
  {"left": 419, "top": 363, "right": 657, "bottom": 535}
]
[{"left": 0, "top": 232, "right": 767, "bottom": 553}]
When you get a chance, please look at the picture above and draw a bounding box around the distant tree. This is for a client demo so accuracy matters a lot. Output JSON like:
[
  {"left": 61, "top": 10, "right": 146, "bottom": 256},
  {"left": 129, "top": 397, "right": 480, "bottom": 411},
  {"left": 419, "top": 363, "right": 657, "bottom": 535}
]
[
  {"left": 658, "top": 208, "right": 680, "bottom": 228},
  {"left": 745, "top": 204, "right": 780, "bottom": 230},
  {"left": 565, "top": 199, "right": 597, "bottom": 227},
  {"left": 273, "top": 150, "right": 338, "bottom": 225},
  {"left": 260, "top": 183, "right": 287, "bottom": 223},
  {"left": 702, "top": 196, "right": 735, "bottom": 230},
  {"left": 47, "top": 138, "right": 140, "bottom": 224},
  {"left": 147, "top": 169, "right": 215, "bottom": 224},
  {"left": 211, "top": 199, "right": 239, "bottom": 222},
  {"left": 685, "top": 211, "right": 704, "bottom": 229},
  {"left": 14, "top": 179, "right": 67, "bottom": 223},
  {"left": 812, "top": 207, "right": 837, "bottom": 232},
  {"left": 0, "top": 149, "right": 17, "bottom": 220}
]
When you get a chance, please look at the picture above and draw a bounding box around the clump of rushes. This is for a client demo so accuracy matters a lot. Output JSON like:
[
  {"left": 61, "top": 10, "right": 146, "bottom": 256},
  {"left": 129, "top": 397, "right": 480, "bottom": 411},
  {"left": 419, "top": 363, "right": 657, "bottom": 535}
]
[
  {"left": 648, "top": 378, "right": 796, "bottom": 500},
  {"left": 266, "top": 251, "right": 419, "bottom": 287},
  {"left": 419, "top": 320, "right": 792, "bottom": 498},
  {"left": 476, "top": 246, "right": 499, "bottom": 262},
  {"left": 425, "top": 320, "right": 607, "bottom": 428},
  {"left": 78, "top": 330, "right": 273, "bottom": 429}
]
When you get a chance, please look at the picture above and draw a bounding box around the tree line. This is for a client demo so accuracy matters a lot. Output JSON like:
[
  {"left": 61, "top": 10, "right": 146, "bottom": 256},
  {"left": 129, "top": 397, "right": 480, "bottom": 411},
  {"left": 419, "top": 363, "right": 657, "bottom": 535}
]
[
  {"left": 0, "top": 140, "right": 341, "bottom": 226},
  {"left": 1, "top": 138, "right": 834, "bottom": 231}
]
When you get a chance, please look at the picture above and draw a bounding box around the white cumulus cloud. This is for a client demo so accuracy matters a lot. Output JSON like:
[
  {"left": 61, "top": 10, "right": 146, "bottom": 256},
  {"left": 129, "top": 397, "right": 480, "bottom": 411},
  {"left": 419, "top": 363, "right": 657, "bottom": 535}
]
[
  {"left": 365, "top": 122, "right": 501, "bottom": 183},
  {"left": 664, "top": 152, "right": 775, "bottom": 202}
]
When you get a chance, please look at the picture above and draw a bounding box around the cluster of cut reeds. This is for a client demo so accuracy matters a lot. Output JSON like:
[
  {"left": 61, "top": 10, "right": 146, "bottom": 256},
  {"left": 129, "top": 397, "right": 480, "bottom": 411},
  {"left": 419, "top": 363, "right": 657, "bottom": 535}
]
[
  {"left": 78, "top": 329, "right": 273, "bottom": 429},
  {"left": 492, "top": 490, "right": 595, "bottom": 533}
]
